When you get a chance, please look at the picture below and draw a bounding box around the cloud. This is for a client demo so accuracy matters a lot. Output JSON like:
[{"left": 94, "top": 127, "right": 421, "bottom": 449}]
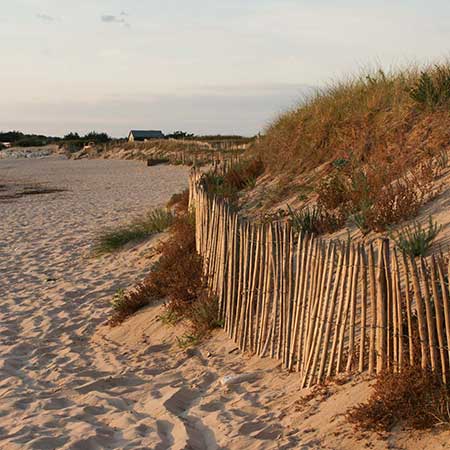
[
  {"left": 36, "top": 13, "right": 55, "bottom": 23},
  {"left": 101, "top": 14, "right": 130, "bottom": 28}
]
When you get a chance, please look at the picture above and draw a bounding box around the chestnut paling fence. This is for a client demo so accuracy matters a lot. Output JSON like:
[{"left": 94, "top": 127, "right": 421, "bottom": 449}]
[{"left": 189, "top": 171, "right": 450, "bottom": 387}]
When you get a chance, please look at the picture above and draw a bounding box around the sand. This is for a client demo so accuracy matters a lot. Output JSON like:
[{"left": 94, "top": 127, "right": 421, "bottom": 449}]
[{"left": 1, "top": 158, "right": 449, "bottom": 450}]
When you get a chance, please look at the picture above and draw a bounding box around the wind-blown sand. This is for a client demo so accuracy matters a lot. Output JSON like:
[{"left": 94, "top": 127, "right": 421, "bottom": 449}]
[{"left": 1, "top": 158, "right": 449, "bottom": 450}]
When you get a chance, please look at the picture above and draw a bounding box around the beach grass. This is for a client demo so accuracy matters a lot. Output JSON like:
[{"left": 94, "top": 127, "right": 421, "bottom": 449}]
[{"left": 93, "top": 208, "right": 174, "bottom": 255}]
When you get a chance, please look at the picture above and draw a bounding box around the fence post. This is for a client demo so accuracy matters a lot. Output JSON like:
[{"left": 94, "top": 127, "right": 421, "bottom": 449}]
[{"left": 376, "top": 239, "right": 388, "bottom": 374}]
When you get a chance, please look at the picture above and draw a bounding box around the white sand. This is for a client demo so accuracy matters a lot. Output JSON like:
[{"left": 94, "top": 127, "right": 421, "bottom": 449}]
[{"left": 1, "top": 158, "right": 449, "bottom": 450}]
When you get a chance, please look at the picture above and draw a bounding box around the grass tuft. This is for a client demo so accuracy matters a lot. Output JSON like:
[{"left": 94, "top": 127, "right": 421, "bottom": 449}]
[
  {"left": 93, "top": 208, "right": 174, "bottom": 255},
  {"left": 287, "top": 204, "right": 344, "bottom": 235},
  {"left": 389, "top": 216, "right": 442, "bottom": 257}
]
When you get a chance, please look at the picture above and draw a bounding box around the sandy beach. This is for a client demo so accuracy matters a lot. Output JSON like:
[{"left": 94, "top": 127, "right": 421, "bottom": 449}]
[{"left": 0, "top": 159, "right": 190, "bottom": 449}]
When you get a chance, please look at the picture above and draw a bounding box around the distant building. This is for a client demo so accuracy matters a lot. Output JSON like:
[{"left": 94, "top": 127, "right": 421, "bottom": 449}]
[
  {"left": 128, "top": 130, "right": 164, "bottom": 142},
  {"left": 1, "top": 142, "right": 12, "bottom": 148}
]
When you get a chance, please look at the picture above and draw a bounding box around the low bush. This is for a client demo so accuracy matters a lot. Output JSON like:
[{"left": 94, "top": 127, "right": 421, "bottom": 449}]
[
  {"left": 148, "top": 213, "right": 221, "bottom": 342},
  {"left": 148, "top": 214, "right": 204, "bottom": 305},
  {"left": 109, "top": 211, "right": 221, "bottom": 341},
  {"left": 93, "top": 208, "right": 174, "bottom": 254},
  {"left": 347, "top": 367, "right": 450, "bottom": 431},
  {"left": 316, "top": 156, "right": 440, "bottom": 234},
  {"left": 389, "top": 216, "right": 442, "bottom": 257}
]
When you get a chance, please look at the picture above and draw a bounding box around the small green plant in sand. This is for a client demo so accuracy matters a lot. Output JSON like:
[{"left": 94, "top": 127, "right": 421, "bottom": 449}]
[
  {"left": 93, "top": 208, "right": 174, "bottom": 255},
  {"left": 389, "top": 216, "right": 442, "bottom": 257}
]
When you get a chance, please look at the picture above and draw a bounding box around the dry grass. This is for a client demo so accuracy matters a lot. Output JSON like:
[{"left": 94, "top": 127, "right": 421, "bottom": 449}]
[{"left": 347, "top": 367, "right": 450, "bottom": 431}]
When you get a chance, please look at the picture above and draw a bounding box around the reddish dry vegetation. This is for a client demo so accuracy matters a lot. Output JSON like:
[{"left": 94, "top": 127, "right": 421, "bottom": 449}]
[
  {"left": 166, "top": 188, "right": 189, "bottom": 214},
  {"left": 251, "top": 64, "right": 450, "bottom": 232},
  {"left": 347, "top": 367, "right": 450, "bottom": 431},
  {"left": 109, "top": 192, "right": 220, "bottom": 340}
]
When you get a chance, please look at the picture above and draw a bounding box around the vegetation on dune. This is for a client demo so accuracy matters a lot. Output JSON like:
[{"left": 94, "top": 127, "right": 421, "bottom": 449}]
[
  {"left": 251, "top": 63, "right": 450, "bottom": 233},
  {"left": 108, "top": 192, "right": 221, "bottom": 343},
  {"left": 348, "top": 366, "right": 450, "bottom": 431},
  {"left": 203, "top": 158, "right": 265, "bottom": 204},
  {"left": 287, "top": 204, "right": 345, "bottom": 235},
  {"left": 255, "top": 64, "right": 450, "bottom": 175},
  {"left": 166, "top": 189, "right": 189, "bottom": 214},
  {"left": 93, "top": 208, "right": 174, "bottom": 255}
]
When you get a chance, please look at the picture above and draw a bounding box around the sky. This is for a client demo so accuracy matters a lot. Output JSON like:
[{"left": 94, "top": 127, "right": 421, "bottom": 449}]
[{"left": 1, "top": 0, "right": 450, "bottom": 137}]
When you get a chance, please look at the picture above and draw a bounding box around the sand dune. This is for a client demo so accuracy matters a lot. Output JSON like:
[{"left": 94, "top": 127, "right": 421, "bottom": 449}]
[{"left": 1, "top": 158, "right": 449, "bottom": 450}]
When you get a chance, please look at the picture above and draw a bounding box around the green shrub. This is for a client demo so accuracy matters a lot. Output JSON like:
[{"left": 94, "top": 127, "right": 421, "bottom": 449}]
[
  {"left": 389, "top": 216, "right": 442, "bottom": 257},
  {"left": 93, "top": 208, "right": 174, "bottom": 255}
]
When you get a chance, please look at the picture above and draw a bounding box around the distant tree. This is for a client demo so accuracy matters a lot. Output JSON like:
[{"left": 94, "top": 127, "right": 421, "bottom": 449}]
[
  {"left": 63, "top": 132, "right": 80, "bottom": 140},
  {"left": 83, "top": 131, "right": 110, "bottom": 143},
  {"left": 14, "top": 135, "right": 48, "bottom": 147},
  {"left": 0, "top": 131, "right": 24, "bottom": 143},
  {"left": 166, "top": 130, "right": 195, "bottom": 140}
]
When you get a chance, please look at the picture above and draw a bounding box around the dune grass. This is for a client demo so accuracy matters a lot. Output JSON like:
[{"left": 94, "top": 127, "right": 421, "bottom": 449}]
[
  {"left": 93, "top": 208, "right": 174, "bottom": 255},
  {"left": 255, "top": 63, "right": 450, "bottom": 177}
]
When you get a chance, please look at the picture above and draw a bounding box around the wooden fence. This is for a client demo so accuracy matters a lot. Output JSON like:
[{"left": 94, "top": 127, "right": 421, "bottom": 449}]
[{"left": 189, "top": 171, "right": 450, "bottom": 387}]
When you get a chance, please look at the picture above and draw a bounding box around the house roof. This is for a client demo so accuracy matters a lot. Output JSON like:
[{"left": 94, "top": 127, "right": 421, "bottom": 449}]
[{"left": 129, "top": 130, "right": 164, "bottom": 139}]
